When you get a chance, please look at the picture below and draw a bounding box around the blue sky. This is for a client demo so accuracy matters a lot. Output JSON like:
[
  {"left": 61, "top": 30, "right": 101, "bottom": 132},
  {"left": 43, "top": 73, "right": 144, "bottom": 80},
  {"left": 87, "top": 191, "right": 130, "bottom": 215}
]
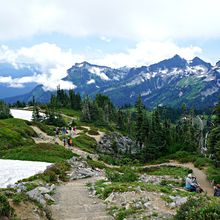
[{"left": 0, "top": 0, "right": 220, "bottom": 90}]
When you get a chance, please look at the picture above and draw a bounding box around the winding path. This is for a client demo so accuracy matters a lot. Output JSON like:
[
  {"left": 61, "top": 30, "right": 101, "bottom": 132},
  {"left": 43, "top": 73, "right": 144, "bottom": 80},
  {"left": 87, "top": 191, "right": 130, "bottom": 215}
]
[{"left": 143, "top": 161, "right": 213, "bottom": 196}]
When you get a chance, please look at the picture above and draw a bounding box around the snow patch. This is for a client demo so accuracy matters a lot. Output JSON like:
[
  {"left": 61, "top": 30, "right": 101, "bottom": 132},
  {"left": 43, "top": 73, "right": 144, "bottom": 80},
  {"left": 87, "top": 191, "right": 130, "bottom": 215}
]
[
  {"left": 87, "top": 79, "right": 95, "bottom": 84},
  {"left": 89, "top": 67, "right": 110, "bottom": 81},
  {"left": 10, "top": 109, "right": 44, "bottom": 121},
  {"left": 0, "top": 159, "right": 51, "bottom": 188},
  {"left": 141, "top": 90, "right": 151, "bottom": 96},
  {"left": 201, "top": 87, "right": 218, "bottom": 97}
]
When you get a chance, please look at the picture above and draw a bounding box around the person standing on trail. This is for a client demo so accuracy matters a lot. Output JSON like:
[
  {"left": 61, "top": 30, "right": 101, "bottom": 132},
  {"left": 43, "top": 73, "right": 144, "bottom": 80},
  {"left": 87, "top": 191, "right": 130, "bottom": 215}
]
[
  {"left": 73, "top": 126, "right": 76, "bottom": 135},
  {"left": 63, "top": 138, "right": 66, "bottom": 146},
  {"left": 214, "top": 184, "right": 220, "bottom": 196},
  {"left": 62, "top": 127, "right": 66, "bottom": 136}
]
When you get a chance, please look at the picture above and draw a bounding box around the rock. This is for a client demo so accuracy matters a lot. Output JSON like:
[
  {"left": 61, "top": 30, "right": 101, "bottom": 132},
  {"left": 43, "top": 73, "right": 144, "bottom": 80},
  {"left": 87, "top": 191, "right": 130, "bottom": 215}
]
[
  {"left": 98, "top": 132, "right": 137, "bottom": 155},
  {"left": 44, "top": 194, "right": 55, "bottom": 202},
  {"left": 143, "top": 202, "right": 151, "bottom": 209},
  {"left": 134, "top": 201, "right": 143, "bottom": 209},
  {"left": 125, "top": 203, "right": 130, "bottom": 210},
  {"left": 105, "top": 192, "right": 115, "bottom": 203},
  {"left": 38, "top": 187, "right": 50, "bottom": 194},
  {"left": 168, "top": 195, "right": 188, "bottom": 207},
  {"left": 135, "top": 186, "right": 142, "bottom": 193}
]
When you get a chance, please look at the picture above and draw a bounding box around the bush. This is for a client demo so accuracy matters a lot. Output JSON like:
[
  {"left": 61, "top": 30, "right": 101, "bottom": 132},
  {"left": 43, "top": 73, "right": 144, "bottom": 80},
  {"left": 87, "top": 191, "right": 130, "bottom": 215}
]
[
  {"left": 106, "top": 168, "right": 138, "bottom": 183},
  {"left": 12, "top": 193, "right": 28, "bottom": 204},
  {"left": 174, "top": 196, "right": 220, "bottom": 220},
  {"left": 194, "top": 157, "right": 211, "bottom": 169},
  {"left": 0, "top": 194, "right": 14, "bottom": 217}
]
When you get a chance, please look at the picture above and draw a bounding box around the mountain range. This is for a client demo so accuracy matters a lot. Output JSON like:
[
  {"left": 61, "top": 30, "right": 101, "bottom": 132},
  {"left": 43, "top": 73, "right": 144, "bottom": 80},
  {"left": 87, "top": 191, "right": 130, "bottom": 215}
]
[
  {"left": 3, "top": 55, "right": 220, "bottom": 109},
  {"left": 0, "top": 62, "right": 38, "bottom": 99}
]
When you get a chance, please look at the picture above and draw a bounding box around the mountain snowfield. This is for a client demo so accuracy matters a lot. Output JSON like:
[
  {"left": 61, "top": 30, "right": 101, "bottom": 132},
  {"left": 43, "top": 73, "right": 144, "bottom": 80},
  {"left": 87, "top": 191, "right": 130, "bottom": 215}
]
[
  {"left": 4, "top": 55, "right": 220, "bottom": 109},
  {"left": 0, "top": 159, "right": 51, "bottom": 188}
]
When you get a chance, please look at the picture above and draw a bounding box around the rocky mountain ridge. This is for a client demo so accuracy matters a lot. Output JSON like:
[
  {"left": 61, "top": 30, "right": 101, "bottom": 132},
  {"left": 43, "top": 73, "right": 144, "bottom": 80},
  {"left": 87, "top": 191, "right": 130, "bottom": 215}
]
[{"left": 4, "top": 55, "right": 220, "bottom": 109}]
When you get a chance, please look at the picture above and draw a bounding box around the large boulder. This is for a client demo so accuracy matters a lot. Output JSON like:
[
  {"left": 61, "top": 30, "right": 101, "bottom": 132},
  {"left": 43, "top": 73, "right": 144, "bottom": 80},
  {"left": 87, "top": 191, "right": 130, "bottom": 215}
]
[{"left": 98, "top": 132, "right": 137, "bottom": 154}]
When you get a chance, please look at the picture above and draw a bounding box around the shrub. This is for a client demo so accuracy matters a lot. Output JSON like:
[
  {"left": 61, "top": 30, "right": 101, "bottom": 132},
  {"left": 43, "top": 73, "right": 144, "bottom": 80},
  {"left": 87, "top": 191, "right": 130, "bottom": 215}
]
[
  {"left": 12, "top": 193, "right": 28, "bottom": 204},
  {"left": 0, "top": 194, "right": 13, "bottom": 217},
  {"left": 106, "top": 168, "right": 138, "bottom": 183},
  {"left": 174, "top": 196, "right": 220, "bottom": 220},
  {"left": 194, "top": 157, "right": 211, "bottom": 169}
]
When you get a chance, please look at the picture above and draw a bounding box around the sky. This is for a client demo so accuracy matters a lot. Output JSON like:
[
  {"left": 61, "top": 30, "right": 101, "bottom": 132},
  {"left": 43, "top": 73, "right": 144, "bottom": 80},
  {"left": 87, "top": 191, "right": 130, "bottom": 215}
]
[{"left": 0, "top": 0, "right": 220, "bottom": 90}]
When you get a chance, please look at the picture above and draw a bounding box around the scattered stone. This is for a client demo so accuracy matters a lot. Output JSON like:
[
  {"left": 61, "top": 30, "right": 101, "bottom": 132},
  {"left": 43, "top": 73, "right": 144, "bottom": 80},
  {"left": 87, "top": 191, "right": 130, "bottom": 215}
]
[
  {"left": 140, "top": 174, "right": 182, "bottom": 185},
  {"left": 168, "top": 195, "right": 188, "bottom": 208},
  {"left": 105, "top": 192, "right": 115, "bottom": 203}
]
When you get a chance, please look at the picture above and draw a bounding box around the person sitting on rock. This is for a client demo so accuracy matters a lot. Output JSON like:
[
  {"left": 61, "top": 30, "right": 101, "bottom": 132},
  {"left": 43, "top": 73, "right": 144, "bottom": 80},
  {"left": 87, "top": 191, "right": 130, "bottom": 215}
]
[
  {"left": 214, "top": 184, "right": 220, "bottom": 196},
  {"left": 185, "top": 173, "right": 197, "bottom": 192}
]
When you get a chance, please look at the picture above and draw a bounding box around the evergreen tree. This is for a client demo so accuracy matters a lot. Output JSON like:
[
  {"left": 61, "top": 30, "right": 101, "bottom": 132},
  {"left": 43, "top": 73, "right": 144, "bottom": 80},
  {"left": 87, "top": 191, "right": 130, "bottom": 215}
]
[
  {"left": 208, "top": 101, "right": 220, "bottom": 167},
  {"left": 135, "top": 95, "right": 144, "bottom": 150},
  {"left": 0, "top": 101, "right": 12, "bottom": 119}
]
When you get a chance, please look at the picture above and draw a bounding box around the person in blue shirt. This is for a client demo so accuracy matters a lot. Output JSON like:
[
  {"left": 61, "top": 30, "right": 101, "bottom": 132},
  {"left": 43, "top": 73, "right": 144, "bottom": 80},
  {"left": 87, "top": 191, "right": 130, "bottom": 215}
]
[{"left": 185, "top": 173, "right": 197, "bottom": 192}]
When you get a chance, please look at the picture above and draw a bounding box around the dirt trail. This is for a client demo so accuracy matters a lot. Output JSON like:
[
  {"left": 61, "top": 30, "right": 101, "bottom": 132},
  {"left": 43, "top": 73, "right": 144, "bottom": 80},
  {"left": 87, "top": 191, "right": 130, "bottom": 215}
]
[
  {"left": 144, "top": 161, "right": 213, "bottom": 196},
  {"left": 31, "top": 126, "right": 99, "bottom": 160},
  {"left": 50, "top": 177, "right": 114, "bottom": 220},
  {"left": 31, "top": 126, "right": 112, "bottom": 220}
]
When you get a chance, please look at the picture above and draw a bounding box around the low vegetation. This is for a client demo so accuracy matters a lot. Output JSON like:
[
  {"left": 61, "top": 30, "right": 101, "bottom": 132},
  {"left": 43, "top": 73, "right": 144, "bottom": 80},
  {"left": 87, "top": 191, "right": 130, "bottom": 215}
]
[
  {"left": 0, "top": 118, "right": 36, "bottom": 151},
  {"left": 21, "top": 161, "right": 71, "bottom": 183},
  {"left": 139, "top": 165, "right": 190, "bottom": 178},
  {"left": 1, "top": 143, "right": 74, "bottom": 163},
  {"left": 174, "top": 196, "right": 220, "bottom": 220},
  {"left": 73, "top": 134, "right": 97, "bottom": 153}
]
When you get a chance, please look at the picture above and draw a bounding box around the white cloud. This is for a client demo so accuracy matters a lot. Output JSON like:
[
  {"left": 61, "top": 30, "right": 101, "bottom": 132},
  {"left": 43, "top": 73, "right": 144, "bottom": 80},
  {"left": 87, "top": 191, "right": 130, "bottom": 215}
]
[
  {"left": 0, "top": 0, "right": 220, "bottom": 41},
  {"left": 91, "top": 40, "right": 202, "bottom": 68},
  {"left": 0, "top": 43, "right": 85, "bottom": 90},
  {"left": 0, "top": 40, "right": 203, "bottom": 90},
  {"left": 100, "top": 36, "right": 111, "bottom": 43}
]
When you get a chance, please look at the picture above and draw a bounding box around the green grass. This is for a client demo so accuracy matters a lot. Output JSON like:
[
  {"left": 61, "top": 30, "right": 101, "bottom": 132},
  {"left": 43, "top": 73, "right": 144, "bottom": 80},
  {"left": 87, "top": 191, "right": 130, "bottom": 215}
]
[
  {"left": 31, "top": 121, "right": 55, "bottom": 136},
  {"left": 59, "top": 108, "right": 81, "bottom": 118},
  {"left": 21, "top": 161, "right": 71, "bottom": 183},
  {"left": 93, "top": 180, "right": 192, "bottom": 199},
  {"left": 138, "top": 166, "right": 190, "bottom": 178},
  {"left": 73, "top": 134, "right": 97, "bottom": 153},
  {"left": 0, "top": 118, "right": 36, "bottom": 151},
  {"left": 86, "top": 159, "right": 108, "bottom": 169},
  {"left": 1, "top": 143, "right": 74, "bottom": 163}
]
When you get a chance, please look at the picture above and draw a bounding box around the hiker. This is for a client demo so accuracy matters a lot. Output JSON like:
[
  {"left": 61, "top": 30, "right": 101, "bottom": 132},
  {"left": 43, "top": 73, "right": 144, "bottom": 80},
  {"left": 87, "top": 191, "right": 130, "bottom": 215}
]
[
  {"left": 62, "top": 127, "right": 66, "bottom": 135},
  {"left": 185, "top": 173, "right": 197, "bottom": 192},
  {"left": 63, "top": 138, "right": 67, "bottom": 146},
  {"left": 69, "top": 138, "right": 73, "bottom": 147},
  {"left": 73, "top": 126, "right": 76, "bottom": 135},
  {"left": 67, "top": 137, "right": 71, "bottom": 147},
  {"left": 214, "top": 184, "right": 220, "bottom": 197},
  {"left": 192, "top": 175, "right": 203, "bottom": 193}
]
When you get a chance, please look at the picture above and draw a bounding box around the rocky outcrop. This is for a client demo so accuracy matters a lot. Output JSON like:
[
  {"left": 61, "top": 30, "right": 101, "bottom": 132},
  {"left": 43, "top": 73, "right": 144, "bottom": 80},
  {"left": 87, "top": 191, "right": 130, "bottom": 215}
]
[
  {"left": 67, "top": 157, "right": 103, "bottom": 180},
  {"left": 26, "top": 184, "right": 56, "bottom": 207},
  {"left": 98, "top": 132, "right": 137, "bottom": 155},
  {"left": 140, "top": 174, "right": 182, "bottom": 185}
]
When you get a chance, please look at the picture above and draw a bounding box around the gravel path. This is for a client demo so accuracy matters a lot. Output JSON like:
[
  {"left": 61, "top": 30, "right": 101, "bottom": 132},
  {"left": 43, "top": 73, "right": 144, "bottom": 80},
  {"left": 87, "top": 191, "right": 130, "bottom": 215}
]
[{"left": 50, "top": 177, "right": 114, "bottom": 220}]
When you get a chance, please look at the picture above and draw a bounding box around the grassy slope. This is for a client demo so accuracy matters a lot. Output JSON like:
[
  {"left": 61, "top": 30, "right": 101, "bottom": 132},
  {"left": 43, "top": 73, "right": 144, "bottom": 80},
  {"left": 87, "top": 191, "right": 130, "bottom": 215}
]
[
  {"left": 0, "top": 118, "right": 75, "bottom": 163},
  {"left": 1, "top": 143, "right": 74, "bottom": 163},
  {"left": 0, "top": 118, "right": 36, "bottom": 151},
  {"left": 73, "top": 134, "right": 97, "bottom": 153}
]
